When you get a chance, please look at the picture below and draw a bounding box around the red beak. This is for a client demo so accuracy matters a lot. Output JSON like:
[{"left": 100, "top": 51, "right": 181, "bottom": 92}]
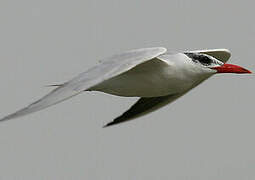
[{"left": 212, "top": 64, "right": 252, "bottom": 74}]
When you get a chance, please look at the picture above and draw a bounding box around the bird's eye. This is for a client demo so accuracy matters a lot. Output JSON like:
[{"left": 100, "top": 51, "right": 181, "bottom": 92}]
[{"left": 196, "top": 55, "right": 211, "bottom": 65}]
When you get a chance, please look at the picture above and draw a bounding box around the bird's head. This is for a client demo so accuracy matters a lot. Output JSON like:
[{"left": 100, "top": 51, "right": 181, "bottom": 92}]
[{"left": 184, "top": 52, "right": 252, "bottom": 75}]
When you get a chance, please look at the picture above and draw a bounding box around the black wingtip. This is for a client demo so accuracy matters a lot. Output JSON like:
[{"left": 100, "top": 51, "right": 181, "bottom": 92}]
[
  {"left": 102, "top": 121, "right": 117, "bottom": 128},
  {"left": 103, "top": 116, "right": 126, "bottom": 128},
  {"left": 103, "top": 110, "right": 138, "bottom": 128}
]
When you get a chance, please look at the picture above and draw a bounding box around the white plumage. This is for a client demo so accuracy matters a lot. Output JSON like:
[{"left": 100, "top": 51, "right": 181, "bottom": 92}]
[{"left": 0, "top": 47, "right": 250, "bottom": 127}]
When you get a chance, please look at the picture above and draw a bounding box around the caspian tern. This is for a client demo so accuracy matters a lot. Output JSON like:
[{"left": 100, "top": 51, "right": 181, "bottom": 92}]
[{"left": 0, "top": 47, "right": 251, "bottom": 127}]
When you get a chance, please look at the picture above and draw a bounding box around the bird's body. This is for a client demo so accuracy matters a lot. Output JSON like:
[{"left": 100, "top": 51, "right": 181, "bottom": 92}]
[
  {"left": 0, "top": 47, "right": 251, "bottom": 126},
  {"left": 93, "top": 53, "right": 212, "bottom": 97}
]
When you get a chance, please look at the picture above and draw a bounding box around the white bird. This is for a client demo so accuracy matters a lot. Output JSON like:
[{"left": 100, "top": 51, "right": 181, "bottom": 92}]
[{"left": 0, "top": 47, "right": 251, "bottom": 127}]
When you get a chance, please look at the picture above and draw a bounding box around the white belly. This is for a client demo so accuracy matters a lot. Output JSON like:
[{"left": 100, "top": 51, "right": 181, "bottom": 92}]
[{"left": 92, "top": 60, "right": 194, "bottom": 97}]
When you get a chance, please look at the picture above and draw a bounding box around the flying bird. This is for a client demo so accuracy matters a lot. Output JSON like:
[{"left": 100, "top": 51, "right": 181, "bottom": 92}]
[{"left": 0, "top": 47, "right": 251, "bottom": 127}]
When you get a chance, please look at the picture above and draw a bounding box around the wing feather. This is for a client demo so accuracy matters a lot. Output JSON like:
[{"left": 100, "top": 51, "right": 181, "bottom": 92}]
[
  {"left": 0, "top": 47, "right": 167, "bottom": 121},
  {"left": 104, "top": 93, "right": 182, "bottom": 127}
]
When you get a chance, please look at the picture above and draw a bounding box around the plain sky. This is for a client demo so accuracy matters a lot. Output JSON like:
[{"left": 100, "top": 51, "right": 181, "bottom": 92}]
[{"left": 0, "top": 0, "right": 255, "bottom": 179}]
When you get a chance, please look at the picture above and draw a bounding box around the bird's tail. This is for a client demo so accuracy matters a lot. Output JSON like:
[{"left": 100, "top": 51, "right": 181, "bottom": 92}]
[{"left": 0, "top": 83, "right": 83, "bottom": 121}]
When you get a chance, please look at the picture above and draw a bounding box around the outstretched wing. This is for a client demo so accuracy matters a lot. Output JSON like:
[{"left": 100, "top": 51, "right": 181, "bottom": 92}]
[
  {"left": 104, "top": 93, "right": 183, "bottom": 127},
  {"left": 0, "top": 47, "right": 167, "bottom": 121},
  {"left": 187, "top": 49, "right": 231, "bottom": 63}
]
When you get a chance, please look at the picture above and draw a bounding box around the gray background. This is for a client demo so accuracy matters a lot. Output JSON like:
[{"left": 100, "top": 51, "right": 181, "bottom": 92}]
[{"left": 0, "top": 0, "right": 255, "bottom": 179}]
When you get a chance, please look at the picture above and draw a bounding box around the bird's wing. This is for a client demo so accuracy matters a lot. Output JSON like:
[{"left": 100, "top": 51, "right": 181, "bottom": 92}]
[
  {"left": 0, "top": 47, "right": 167, "bottom": 121},
  {"left": 69, "top": 47, "right": 167, "bottom": 91},
  {"left": 104, "top": 93, "right": 183, "bottom": 127},
  {"left": 187, "top": 49, "right": 231, "bottom": 63}
]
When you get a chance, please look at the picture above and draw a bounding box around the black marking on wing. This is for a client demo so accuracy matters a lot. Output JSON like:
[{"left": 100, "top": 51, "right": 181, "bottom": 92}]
[{"left": 103, "top": 93, "right": 181, "bottom": 127}]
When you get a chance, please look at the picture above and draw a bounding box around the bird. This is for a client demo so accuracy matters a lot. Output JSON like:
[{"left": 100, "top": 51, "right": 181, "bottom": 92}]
[{"left": 0, "top": 47, "right": 251, "bottom": 127}]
